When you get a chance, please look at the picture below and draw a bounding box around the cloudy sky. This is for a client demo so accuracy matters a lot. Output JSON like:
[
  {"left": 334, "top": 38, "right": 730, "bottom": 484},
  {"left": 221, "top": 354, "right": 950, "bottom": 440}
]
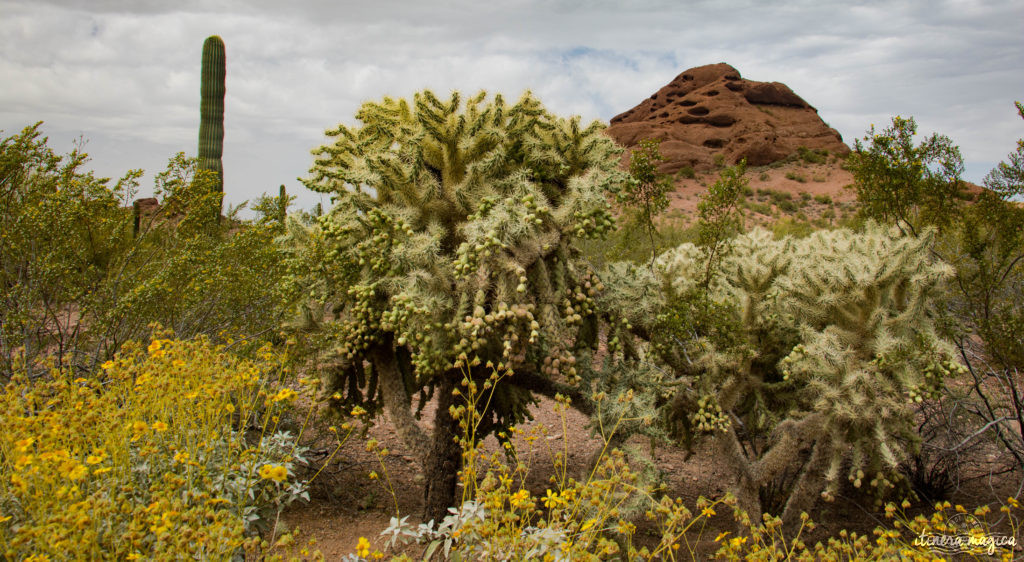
[{"left": 2, "top": 0, "right": 1022, "bottom": 212}]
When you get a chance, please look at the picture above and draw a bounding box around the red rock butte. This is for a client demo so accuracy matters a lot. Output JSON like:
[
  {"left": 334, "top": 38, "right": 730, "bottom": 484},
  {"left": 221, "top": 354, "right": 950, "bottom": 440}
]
[{"left": 606, "top": 63, "right": 849, "bottom": 173}]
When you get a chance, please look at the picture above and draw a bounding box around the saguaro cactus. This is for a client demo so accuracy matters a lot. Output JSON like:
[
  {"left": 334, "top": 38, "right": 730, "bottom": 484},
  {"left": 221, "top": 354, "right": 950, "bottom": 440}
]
[{"left": 198, "top": 36, "right": 225, "bottom": 198}]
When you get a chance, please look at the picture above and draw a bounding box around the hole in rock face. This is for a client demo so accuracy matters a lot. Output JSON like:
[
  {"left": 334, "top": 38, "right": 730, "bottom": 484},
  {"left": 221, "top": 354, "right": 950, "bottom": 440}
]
[
  {"left": 682, "top": 74, "right": 694, "bottom": 81},
  {"left": 659, "top": 111, "right": 670, "bottom": 118},
  {"left": 725, "top": 82, "right": 744, "bottom": 92},
  {"left": 703, "top": 139, "right": 726, "bottom": 148},
  {"left": 687, "top": 106, "right": 710, "bottom": 116},
  {"left": 649, "top": 94, "right": 657, "bottom": 100},
  {"left": 704, "top": 90, "right": 720, "bottom": 97},
  {"left": 724, "top": 74, "right": 740, "bottom": 81},
  {"left": 678, "top": 116, "right": 702, "bottom": 124},
  {"left": 678, "top": 100, "right": 697, "bottom": 107},
  {"left": 707, "top": 114, "right": 736, "bottom": 127}
]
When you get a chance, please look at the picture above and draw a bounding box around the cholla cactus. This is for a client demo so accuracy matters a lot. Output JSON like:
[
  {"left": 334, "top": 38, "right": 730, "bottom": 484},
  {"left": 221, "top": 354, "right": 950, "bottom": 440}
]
[
  {"left": 657, "top": 224, "right": 957, "bottom": 523},
  {"left": 289, "top": 90, "right": 629, "bottom": 520}
]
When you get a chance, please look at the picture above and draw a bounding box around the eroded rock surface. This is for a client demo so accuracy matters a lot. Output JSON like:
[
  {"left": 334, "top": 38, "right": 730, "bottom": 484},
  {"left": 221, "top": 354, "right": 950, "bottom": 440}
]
[{"left": 606, "top": 63, "right": 849, "bottom": 172}]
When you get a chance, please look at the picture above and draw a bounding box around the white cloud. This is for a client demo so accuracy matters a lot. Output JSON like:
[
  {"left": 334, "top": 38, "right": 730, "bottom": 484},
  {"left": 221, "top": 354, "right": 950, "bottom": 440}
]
[{"left": 1, "top": 0, "right": 1022, "bottom": 213}]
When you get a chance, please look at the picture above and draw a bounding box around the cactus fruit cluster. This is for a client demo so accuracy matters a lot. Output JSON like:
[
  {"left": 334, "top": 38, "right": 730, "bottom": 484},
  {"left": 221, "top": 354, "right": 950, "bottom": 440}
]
[{"left": 198, "top": 36, "right": 225, "bottom": 196}]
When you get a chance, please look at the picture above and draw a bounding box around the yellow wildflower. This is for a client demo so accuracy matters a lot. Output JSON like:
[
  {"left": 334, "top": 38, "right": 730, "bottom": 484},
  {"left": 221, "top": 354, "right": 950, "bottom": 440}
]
[
  {"left": 509, "top": 489, "right": 531, "bottom": 509},
  {"left": 10, "top": 473, "right": 27, "bottom": 492},
  {"left": 129, "top": 420, "right": 148, "bottom": 441},
  {"left": 173, "top": 451, "right": 190, "bottom": 463},
  {"left": 356, "top": 537, "right": 371, "bottom": 558},
  {"left": 14, "top": 455, "right": 33, "bottom": 470},
  {"left": 151, "top": 421, "right": 169, "bottom": 432},
  {"left": 101, "top": 360, "right": 115, "bottom": 370},
  {"left": 258, "top": 464, "right": 288, "bottom": 483},
  {"left": 542, "top": 489, "right": 563, "bottom": 509},
  {"left": 350, "top": 405, "right": 367, "bottom": 417},
  {"left": 272, "top": 388, "right": 297, "bottom": 403},
  {"left": 68, "top": 464, "right": 88, "bottom": 481}
]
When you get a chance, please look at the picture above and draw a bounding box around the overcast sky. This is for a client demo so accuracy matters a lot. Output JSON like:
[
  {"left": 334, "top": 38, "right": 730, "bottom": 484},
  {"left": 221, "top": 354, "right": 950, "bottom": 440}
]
[{"left": 2, "top": 0, "right": 1022, "bottom": 212}]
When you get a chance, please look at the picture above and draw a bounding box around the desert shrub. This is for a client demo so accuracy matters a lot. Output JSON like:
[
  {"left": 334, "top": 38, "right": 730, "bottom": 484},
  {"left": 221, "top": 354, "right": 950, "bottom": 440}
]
[
  {"left": 796, "top": 146, "right": 828, "bottom": 165},
  {"left": 847, "top": 116, "right": 965, "bottom": 235},
  {"left": 799, "top": 192, "right": 811, "bottom": 202},
  {"left": 777, "top": 199, "right": 797, "bottom": 213},
  {"left": 654, "top": 225, "right": 959, "bottom": 524},
  {"left": 621, "top": 139, "right": 674, "bottom": 264},
  {"left": 744, "top": 201, "right": 772, "bottom": 216},
  {"left": 676, "top": 165, "right": 696, "bottom": 179},
  {"left": 758, "top": 172, "right": 770, "bottom": 181},
  {"left": 0, "top": 335, "right": 331, "bottom": 560},
  {"left": 784, "top": 171, "right": 807, "bottom": 183},
  {"left": 852, "top": 107, "right": 1024, "bottom": 496},
  {"left": 581, "top": 218, "right": 697, "bottom": 267},
  {"left": 771, "top": 217, "right": 815, "bottom": 239},
  {"left": 813, "top": 194, "right": 833, "bottom": 205},
  {"left": 713, "top": 153, "right": 726, "bottom": 168},
  {"left": 0, "top": 126, "right": 291, "bottom": 381}
]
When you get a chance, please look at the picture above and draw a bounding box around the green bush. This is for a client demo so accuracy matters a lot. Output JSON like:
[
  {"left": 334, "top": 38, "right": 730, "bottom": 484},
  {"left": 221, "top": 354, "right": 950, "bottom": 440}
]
[
  {"left": 0, "top": 125, "right": 291, "bottom": 381},
  {"left": 796, "top": 146, "right": 828, "bottom": 165},
  {"left": 675, "top": 165, "right": 696, "bottom": 179}
]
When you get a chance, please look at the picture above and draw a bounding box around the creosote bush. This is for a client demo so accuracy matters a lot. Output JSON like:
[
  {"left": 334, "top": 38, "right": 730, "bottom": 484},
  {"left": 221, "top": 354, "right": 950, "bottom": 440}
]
[{"left": 0, "top": 126, "right": 291, "bottom": 381}]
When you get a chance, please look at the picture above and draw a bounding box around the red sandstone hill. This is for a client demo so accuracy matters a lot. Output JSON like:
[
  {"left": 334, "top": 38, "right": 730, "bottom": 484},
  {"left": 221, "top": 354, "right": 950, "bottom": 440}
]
[{"left": 606, "top": 63, "right": 849, "bottom": 174}]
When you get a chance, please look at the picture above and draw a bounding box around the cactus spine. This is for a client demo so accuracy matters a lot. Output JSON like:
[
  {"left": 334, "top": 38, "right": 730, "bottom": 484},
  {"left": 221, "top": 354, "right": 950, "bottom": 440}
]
[{"left": 198, "top": 36, "right": 225, "bottom": 198}]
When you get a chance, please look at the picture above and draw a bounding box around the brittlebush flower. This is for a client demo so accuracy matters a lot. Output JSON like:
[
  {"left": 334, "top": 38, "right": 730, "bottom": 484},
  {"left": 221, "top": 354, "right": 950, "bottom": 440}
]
[
  {"left": 151, "top": 421, "right": 168, "bottom": 432},
  {"left": 258, "top": 464, "right": 288, "bottom": 483},
  {"left": 542, "top": 489, "right": 563, "bottom": 509},
  {"left": 68, "top": 464, "right": 88, "bottom": 480},
  {"left": 509, "top": 489, "right": 530, "bottom": 508},
  {"left": 272, "top": 388, "right": 297, "bottom": 403},
  {"left": 356, "top": 537, "right": 371, "bottom": 558}
]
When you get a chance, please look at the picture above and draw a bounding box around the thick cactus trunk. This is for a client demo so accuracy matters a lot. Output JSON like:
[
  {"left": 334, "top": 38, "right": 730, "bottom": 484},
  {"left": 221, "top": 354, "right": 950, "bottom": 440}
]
[{"left": 198, "top": 36, "right": 225, "bottom": 202}]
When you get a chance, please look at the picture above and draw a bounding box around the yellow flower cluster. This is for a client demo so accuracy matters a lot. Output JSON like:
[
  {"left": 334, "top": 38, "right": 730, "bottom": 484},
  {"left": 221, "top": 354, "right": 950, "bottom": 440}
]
[
  {"left": 258, "top": 464, "right": 288, "bottom": 483},
  {"left": 0, "top": 336, "right": 300, "bottom": 560}
]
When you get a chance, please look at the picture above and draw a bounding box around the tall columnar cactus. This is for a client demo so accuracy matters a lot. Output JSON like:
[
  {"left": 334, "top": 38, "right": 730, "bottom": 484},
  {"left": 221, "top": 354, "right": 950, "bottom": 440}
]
[{"left": 198, "top": 36, "right": 225, "bottom": 197}]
